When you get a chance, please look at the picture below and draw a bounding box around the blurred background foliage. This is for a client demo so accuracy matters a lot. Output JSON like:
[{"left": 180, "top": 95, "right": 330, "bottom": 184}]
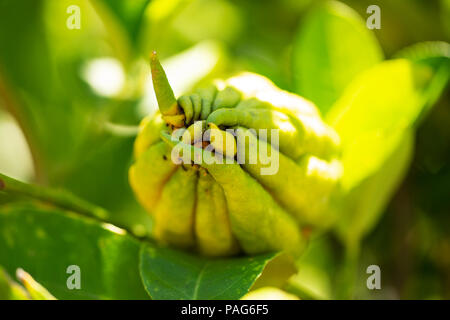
[{"left": 0, "top": 0, "right": 448, "bottom": 299}]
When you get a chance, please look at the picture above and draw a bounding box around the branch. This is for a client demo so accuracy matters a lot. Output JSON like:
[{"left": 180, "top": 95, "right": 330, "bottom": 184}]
[{"left": 0, "top": 173, "right": 109, "bottom": 221}]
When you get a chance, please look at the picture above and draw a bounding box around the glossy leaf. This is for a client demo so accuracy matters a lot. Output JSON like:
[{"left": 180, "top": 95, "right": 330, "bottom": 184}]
[
  {"left": 0, "top": 205, "right": 149, "bottom": 300},
  {"left": 292, "top": 0, "right": 383, "bottom": 114},
  {"left": 287, "top": 236, "right": 335, "bottom": 300},
  {"left": 328, "top": 59, "right": 437, "bottom": 191},
  {"left": 16, "top": 268, "right": 56, "bottom": 300},
  {"left": 395, "top": 41, "right": 450, "bottom": 124},
  {"left": 0, "top": 266, "right": 30, "bottom": 300},
  {"left": 327, "top": 57, "right": 448, "bottom": 243},
  {"left": 140, "top": 243, "right": 276, "bottom": 300},
  {"left": 335, "top": 131, "right": 414, "bottom": 244}
]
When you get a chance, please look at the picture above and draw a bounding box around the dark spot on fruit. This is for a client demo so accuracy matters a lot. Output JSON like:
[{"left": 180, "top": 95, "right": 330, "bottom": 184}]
[
  {"left": 163, "top": 155, "right": 167, "bottom": 160},
  {"left": 301, "top": 226, "right": 313, "bottom": 240}
]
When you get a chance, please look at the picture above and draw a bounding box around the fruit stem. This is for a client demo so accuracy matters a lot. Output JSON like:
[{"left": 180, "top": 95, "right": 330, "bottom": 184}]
[{"left": 150, "top": 51, "right": 184, "bottom": 127}]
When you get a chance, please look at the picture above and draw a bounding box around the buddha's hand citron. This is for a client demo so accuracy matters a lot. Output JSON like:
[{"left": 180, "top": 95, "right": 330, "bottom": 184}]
[{"left": 129, "top": 52, "right": 342, "bottom": 257}]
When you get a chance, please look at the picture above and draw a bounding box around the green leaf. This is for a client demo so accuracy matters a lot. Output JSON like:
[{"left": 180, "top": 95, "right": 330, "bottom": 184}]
[
  {"left": 0, "top": 204, "right": 149, "bottom": 300},
  {"left": 395, "top": 41, "right": 450, "bottom": 62},
  {"left": 327, "top": 57, "right": 449, "bottom": 243},
  {"left": 94, "top": 0, "right": 151, "bottom": 49},
  {"left": 0, "top": 2, "right": 152, "bottom": 228},
  {"left": 328, "top": 59, "right": 439, "bottom": 191},
  {"left": 335, "top": 130, "right": 414, "bottom": 244},
  {"left": 139, "top": 243, "right": 276, "bottom": 300},
  {"left": 287, "top": 236, "right": 335, "bottom": 300},
  {"left": 292, "top": 0, "right": 383, "bottom": 114},
  {"left": 0, "top": 0, "right": 68, "bottom": 179},
  {"left": 0, "top": 266, "right": 30, "bottom": 300},
  {"left": 394, "top": 41, "right": 450, "bottom": 124},
  {"left": 0, "top": 0, "right": 105, "bottom": 181},
  {"left": 16, "top": 268, "right": 56, "bottom": 300}
]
